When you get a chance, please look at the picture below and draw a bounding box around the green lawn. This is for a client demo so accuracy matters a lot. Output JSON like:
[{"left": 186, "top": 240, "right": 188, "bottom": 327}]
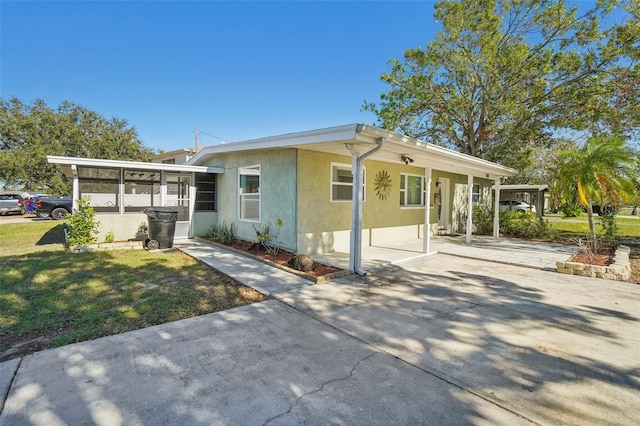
[
  {"left": 545, "top": 216, "right": 640, "bottom": 238},
  {"left": 0, "top": 221, "right": 266, "bottom": 361}
]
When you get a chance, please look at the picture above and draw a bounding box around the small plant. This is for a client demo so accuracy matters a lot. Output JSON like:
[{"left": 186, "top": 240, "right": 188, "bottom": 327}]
[
  {"left": 598, "top": 211, "right": 619, "bottom": 249},
  {"left": 208, "top": 221, "right": 235, "bottom": 245},
  {"left": 66, "top": 196, "right": 100, "bottom": 247},
  {"left": 572, "top": 235, "right": 596, "bottom": 264},
  {"left": 253, "top": 218, "right": 284, "bottom": 256},
  {"left": 104, "top": 231, "right": 115, "bottom": 243},
  {"left": 135, "top": 222, "right": 148, "bottom": 240}
]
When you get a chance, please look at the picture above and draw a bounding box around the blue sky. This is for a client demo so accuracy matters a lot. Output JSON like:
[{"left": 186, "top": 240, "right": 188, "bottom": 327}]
[{"left": 1, "top": 1, "right": 439, "bottom": 152}]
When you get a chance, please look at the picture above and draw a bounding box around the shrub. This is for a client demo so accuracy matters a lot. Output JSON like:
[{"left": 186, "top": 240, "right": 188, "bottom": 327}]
[
  {"left": 560, "top": 202, "right": 583, "bottom": 218},
  {"left": 499, "top": 210, "right": 556, "bottom": 240},
  {"left": 598, "top": 211, "right": 619, "bottom": 249},
  {"left": 207, "top": 221, "right": 235, "bottom": 245},
  {"left": 104, "top": 231, "right": 115, "bottom": 243},
  {"left": 66, "top": 196, "right": 100, "bottom": 247},
  {"left": 472, "top": 204, "right": 493, "bottom": 235}
]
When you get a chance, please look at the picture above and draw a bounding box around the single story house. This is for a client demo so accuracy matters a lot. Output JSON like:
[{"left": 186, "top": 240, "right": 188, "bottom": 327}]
[{"left": 48, "top": 124, "right": 517, "bottom": 274}]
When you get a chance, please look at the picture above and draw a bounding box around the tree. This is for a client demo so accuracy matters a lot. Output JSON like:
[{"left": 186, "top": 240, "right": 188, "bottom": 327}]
[
  {"left": 364, "top": 0, "right": 639, "bottom": 172},
  {"left": 555, "top": 136, "right": 636, "bottom": 250},
  {"left": 0, "top": 97, "right": 153, "bottom": 194}
]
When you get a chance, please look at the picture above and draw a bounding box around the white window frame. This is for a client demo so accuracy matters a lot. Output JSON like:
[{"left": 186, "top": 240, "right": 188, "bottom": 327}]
[
  {"left": 400, "top": 173, "right": 425, "bottom": 208},
  {"left": 238, "top": 165, "right": 260, "bottom": 222},
  {"left": 472, "top": 183, "right": 481, "bottom": 204},
  {"left": 330, "top": 162, "right": 366, "bottom": 203}
]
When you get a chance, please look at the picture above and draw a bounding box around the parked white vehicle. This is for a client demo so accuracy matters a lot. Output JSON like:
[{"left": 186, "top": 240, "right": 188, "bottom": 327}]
[{"left": 499, "top": 200, "right": 536, "bottom": 213}]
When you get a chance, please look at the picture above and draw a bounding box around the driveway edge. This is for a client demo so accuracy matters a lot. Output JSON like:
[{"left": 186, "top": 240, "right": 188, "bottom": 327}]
[{"left": 0, "top": 358, "right": 21, "bottom": 414}]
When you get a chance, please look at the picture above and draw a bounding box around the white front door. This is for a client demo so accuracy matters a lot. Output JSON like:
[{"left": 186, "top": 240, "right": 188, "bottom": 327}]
[{"left": 437, "top": 178, "right": 450, "bottom": 231}]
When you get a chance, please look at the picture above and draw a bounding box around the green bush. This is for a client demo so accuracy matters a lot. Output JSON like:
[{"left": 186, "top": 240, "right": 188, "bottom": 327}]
[
  {"left": 472, "top": 204, "right": 494, "bottom": 235},
  {"left": 499, "top": 210, "right": 557, "bottom": 240},
  {"left": 207, "top": 221, "right": 235, "bottom": 245},
  {"left": 560, "top": 202, "right": 583, "bottom": 217},
  {"left": 66, "top": 196, "right": 100, "bottom": 247}
]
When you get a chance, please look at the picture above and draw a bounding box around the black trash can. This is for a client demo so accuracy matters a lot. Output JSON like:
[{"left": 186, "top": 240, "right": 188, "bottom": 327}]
[{"left": 143, "top": 207, "right": 179, "bottom": 250}]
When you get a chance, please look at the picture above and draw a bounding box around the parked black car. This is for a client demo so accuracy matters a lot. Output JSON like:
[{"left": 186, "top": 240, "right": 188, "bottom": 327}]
[{"left": 36, "top": 196, "right": 73, "bottom": 219}]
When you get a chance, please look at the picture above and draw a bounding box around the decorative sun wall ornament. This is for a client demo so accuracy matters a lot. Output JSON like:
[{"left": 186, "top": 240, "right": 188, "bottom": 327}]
[{"left": 374, "top": 170, "right": 392, "bottom": 200}]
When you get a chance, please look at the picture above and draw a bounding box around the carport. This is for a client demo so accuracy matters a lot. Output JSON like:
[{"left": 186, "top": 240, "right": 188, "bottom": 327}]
[{"left": 495, "top": 184, "right": 549, "bottom": 216}]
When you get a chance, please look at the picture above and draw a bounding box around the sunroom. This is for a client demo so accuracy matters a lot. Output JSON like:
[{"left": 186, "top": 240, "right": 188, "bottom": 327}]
[{"left": 47, "top": 156, "right": 222, "bottom": 242}]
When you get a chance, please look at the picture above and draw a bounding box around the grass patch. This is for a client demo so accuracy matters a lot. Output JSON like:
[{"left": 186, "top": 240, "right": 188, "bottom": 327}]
[
  {"left": 0, "top": 220, "right": 67, "bottom": 254},
  {"left": 547, "top": 219, "right": 640, "bottom": 238},
  {"left": 0, "top": 221, "right": 267, "bottom": 361}
]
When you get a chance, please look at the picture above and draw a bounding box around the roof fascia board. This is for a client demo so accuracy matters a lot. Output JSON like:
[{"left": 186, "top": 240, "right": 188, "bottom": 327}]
[
  {"left": 47, "top": 156, "right": 221, "bottom": 173},
  {"left": 356, "top": 125, "right": 517, "bottom": 177},
  {"left": 188, "top": 124, "right": 360, "bottom": 165}
]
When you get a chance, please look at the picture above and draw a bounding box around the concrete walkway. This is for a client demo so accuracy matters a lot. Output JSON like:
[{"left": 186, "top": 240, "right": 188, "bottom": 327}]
[
  {"left": 314, "top": 235, "right": 577, "bottom": 272},
  {"left": 2, "top": 238, "right": 638, "bottom": 425}
]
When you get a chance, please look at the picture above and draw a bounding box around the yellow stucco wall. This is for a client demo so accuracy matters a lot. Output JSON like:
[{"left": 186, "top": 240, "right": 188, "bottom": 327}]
[
  {"left": 296, "top": 150, "right": 442, "bottom": 254},
  {"left": 196, "top": 147, "right": 495, "bottom": 255}
]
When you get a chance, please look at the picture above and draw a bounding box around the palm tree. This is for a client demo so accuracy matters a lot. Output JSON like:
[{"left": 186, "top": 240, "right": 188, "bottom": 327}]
[{"left": 555, "top": 136, "right": 636, "bottom": 251}]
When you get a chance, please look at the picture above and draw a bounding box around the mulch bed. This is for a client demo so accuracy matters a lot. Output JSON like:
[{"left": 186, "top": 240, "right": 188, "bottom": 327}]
[
  {"left": 571, "top": 247, "right": 614, "bottom": 266},
  {"left": 207, "top": 238, "right": 344, "bottom": 278}
]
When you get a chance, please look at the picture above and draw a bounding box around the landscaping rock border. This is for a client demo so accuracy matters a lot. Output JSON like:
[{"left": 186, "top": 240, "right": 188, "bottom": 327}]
[{"left": 556, "top": 245, "right": 631, "bottom": 281}]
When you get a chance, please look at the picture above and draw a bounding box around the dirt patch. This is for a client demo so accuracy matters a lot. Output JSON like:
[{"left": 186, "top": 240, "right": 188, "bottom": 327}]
[{"left": 1, "top": 336, "right": 53, "bottom": 360}]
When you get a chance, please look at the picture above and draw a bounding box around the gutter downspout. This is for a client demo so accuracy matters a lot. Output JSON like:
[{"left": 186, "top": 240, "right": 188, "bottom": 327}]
[{"left": 349, "top": 135, "right": 386, "bottom": 275}]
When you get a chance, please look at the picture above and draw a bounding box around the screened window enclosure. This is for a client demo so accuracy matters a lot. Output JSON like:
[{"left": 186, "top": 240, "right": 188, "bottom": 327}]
[
  {"left": 124, "top": 170, "right": 161, "bottom": 212},
  {"left": 77, "top": 167, "right": 120, "bottom": 212}
]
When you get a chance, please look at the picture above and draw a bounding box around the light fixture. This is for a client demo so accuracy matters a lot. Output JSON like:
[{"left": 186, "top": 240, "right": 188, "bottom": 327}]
[{"left": 401, "top": 155, "right": 414, "bottom": 165}]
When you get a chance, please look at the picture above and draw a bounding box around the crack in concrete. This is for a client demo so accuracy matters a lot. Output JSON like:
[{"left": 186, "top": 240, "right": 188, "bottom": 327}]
[
  {"left": 279, "top": 299, "right": 539, "bottom": 425},
  {"left": 262, "top": 352, "right": 376, "bottom": 425},
  {"left": 0, "top": 357, "right": 22, "bottom": 415}
]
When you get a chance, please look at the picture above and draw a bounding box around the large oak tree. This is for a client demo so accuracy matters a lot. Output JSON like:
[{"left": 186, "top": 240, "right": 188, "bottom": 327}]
[
  {"left": 364, "top": 0, "right": 639, "bottom": 171},
  {"left": 0, "top": 97, "right": 153, "bottom": 194}
]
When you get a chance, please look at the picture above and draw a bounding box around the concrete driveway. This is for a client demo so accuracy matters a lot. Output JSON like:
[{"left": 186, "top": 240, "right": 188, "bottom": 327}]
[{"left": 2, "top": 251, "right": 639, "bottom": 425}]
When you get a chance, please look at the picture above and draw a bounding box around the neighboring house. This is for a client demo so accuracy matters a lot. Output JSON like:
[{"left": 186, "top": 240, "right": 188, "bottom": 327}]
[
  {"left": 151, "top": 148, "right": 200, "bottom": 165},
  {"left": 48, "top": 124, "right": 517, "bottom": 273}
]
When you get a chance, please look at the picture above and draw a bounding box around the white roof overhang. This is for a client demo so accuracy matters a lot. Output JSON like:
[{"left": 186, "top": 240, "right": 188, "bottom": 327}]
[
  {"left": 47, "top": 155, "right": 223, "bottom": 177},
  {"left": 188, "top": 124, "right": 517, "bottom": 180}
]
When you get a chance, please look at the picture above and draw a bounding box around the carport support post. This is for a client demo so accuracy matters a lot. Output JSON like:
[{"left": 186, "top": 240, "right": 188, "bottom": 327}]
[
  {"left": 466, "top": 174, "right": 473, "bottom": 244},
  {"left": 71, "top": 165, "right": 79, "bottom": 212},
  {"left": 424, "top": 167, "right": 432, "bottom": 254},
  {"left": 493, "top": 178, "right": 501, "bottom": 239}
]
